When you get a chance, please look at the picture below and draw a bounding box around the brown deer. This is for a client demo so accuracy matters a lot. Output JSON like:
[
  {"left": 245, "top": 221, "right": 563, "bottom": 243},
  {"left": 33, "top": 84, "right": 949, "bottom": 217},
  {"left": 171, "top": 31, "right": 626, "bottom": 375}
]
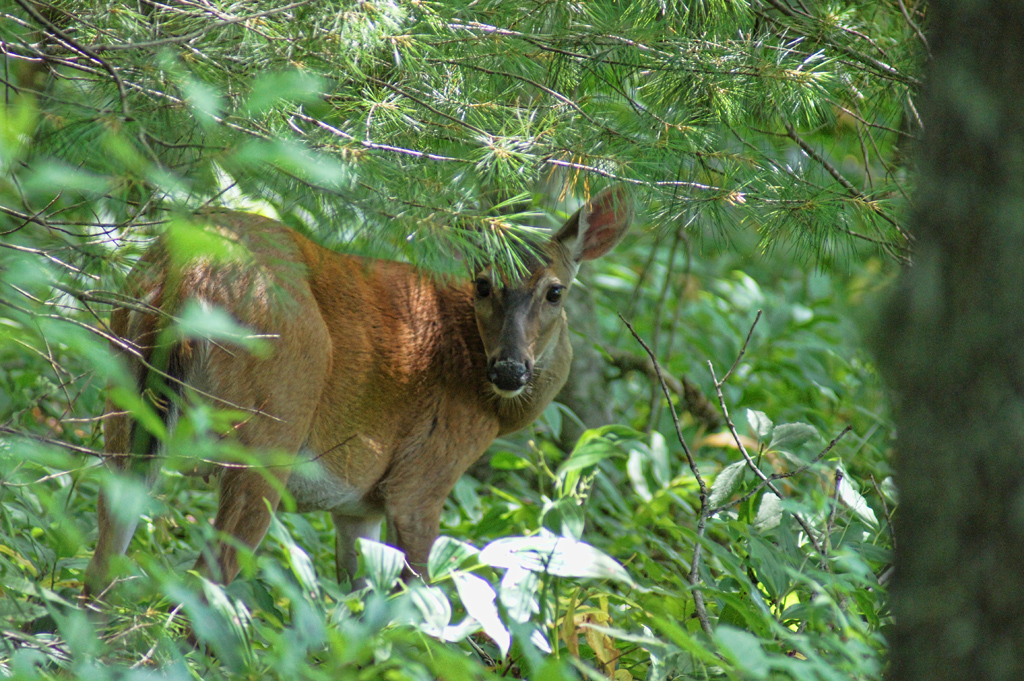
[{"left": 83, "top": 186, "right": 632, "bottom": 596}]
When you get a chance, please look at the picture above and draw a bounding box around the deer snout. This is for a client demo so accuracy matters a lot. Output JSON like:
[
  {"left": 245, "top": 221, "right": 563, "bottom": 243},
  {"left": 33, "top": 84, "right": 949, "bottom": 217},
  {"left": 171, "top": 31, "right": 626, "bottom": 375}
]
[{"left": 487, "top": 357, "right": 532, "bottom": 395}]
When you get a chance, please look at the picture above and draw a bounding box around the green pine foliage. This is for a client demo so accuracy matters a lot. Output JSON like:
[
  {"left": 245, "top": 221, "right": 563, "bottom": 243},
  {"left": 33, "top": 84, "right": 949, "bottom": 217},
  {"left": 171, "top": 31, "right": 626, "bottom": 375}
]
[{"left": 0, "top": 0, "right": 919, "bottom": 679}]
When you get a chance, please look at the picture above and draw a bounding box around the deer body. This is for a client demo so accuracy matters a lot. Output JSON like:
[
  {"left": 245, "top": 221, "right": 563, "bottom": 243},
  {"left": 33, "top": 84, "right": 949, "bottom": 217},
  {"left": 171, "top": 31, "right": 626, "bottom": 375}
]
[{"left": 84, "top": 187, "right": 631, "bottom": 596}]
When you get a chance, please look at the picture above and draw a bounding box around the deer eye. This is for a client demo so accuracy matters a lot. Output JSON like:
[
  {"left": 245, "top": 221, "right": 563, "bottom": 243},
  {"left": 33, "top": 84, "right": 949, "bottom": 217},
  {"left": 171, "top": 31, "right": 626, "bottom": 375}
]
[
  {"left": 475, "top": 278, "right": 492, "bottom": 298},
  {"left": 546, "top": 285, "right": 565, "bottom": 304}
]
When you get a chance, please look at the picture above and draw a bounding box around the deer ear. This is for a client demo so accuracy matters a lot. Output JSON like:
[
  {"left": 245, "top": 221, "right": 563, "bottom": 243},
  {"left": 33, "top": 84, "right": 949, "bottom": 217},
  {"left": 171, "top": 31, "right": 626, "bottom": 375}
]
[{"left": 552, "top": 185, "right": 633, "bottom": 263}]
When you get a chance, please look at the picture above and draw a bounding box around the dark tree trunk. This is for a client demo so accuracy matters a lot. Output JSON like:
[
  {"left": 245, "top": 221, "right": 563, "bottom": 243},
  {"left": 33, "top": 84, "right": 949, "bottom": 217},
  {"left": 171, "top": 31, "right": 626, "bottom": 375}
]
[{"left": 877, "top": 3, "right": 1024, "bottom": 680}]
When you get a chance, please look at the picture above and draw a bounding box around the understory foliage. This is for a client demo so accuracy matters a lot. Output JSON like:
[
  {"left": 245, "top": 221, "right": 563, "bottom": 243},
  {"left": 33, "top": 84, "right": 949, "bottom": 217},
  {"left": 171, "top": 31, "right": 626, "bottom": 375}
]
[{"left": 0, "top": 0, "right": 918, "bottom": 679}]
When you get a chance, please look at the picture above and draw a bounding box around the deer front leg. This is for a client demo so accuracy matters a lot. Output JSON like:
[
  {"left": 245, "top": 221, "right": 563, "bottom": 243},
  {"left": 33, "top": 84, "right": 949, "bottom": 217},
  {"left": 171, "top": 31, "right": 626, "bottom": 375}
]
[
  {"left": 331, "top": 512, "right": 384, "bottom": 585},
  {"left": 384, "top": 496, "right": 446, "bottom": 580}
]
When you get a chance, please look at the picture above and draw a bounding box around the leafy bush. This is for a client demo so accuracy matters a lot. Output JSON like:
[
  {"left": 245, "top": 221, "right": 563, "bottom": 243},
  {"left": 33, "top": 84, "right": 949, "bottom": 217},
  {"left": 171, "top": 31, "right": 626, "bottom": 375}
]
[
  {"left": 0, "top": 1, "right": 908, "bottom": 677},
  {"left": 1, "top": 228, "right": 894, "bottom": 679}
]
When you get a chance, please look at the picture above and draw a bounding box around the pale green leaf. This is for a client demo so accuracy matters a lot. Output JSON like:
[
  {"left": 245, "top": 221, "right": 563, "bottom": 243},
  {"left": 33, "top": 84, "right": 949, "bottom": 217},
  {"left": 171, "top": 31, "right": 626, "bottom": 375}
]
[
  {"left": 357, "top": 538, "right": 404, "bottom": 593},
  {"left": 709, "top": 461, "right": 747, "bottom": 507},
  {"left": 480, "top": 533, "right": 634, "bottom": 585},
  {"left": 427, "top": 536, "right": 479, "bottom": 580},
  {"left": 768, "top": 422, "right": 820, "bottom": 455},
  {"left": 747, "top": 409, "right": 774, "bottom": 441}
]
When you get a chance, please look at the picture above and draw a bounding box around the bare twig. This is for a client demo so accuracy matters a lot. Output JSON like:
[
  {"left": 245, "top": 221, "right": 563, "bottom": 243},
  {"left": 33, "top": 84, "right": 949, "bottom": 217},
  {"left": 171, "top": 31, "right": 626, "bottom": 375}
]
[
  {"left": 620, "top": 315, "right": 713, "bottom": 638},
  {"left": 706, "top": 313, "right": 834, "bottom": 568},
  {"left": 896, "top": 0, "right": 930, "bottom": 56},
  {"left": 0, "top": 424, "right": 106, "bottom": 460},
  {"left": 721, "top": 310, "right": 762, "bottom": 384},
  {"left": 13, "top": 0, "right": 130, "bottom": 118},
  {"left": 869, "top": 474, "right": 896, "bottom": 551},
  {"left": 709, "top": 425, "right": 852, "bottom": 515},
  {"left": 0, "top": 241, "right": 99, "bottom": 279},
  {"left": 825, "top": 467, "right": 843, "bottom": 553},
  {"left": 292, "top": 112, "right": 469, "bottom": 163}
]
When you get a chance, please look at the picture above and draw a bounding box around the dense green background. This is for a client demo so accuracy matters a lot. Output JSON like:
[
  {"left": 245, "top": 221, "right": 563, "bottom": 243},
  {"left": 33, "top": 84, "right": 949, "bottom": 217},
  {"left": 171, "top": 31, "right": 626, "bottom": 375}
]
[{"left": 0, "top": 1, "right": 919, "bottom": 678}]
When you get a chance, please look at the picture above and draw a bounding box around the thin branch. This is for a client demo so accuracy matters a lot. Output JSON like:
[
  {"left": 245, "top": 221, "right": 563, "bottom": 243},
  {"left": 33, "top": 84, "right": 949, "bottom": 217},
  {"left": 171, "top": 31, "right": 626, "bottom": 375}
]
[
  {"left": 291, "top": 112, "right": 469, "bottom": 163},
  {"left": 86, "top": 1, "right": 316, "bottom": 52},
  {"left": 709, "top": 425, "right": 852, "bottom": 515},
  {"left": 709, "top": 357, "right": 829, "bottom": 564},
  {"left": 784, "top": 121, "right": 911, "bottom": 245},
  {"left": 620, "top": 315, "right": 713, "bottom": 639},
  {"left": 896, "top": 0, "right": 930, "bottom": 56},
  {"left": 705, "top": 311, "right": 837, "bottom": 567},
  {"left": 0, "top": 424, "right": 106, "bottom": 460},
  {"left": 620, "top": 317, "right": 707, "bottom": 497},
  {"left": 543, "top": 159, "right": 716, "bottom": 192},
  {"left": 825, "top": 466, "right": 843, "bottom": 554},
  {"left": 13, "top": 0, "right": 130, "bottom": 118},
  {"left": 721, "top": 310, "right": 762, "bottom": 384},
  {"left": 0, "top": 241, "right": 99, "bottom": 279},
  {"left": 828, "top": 99, "right": 919, "bottom": 141}
]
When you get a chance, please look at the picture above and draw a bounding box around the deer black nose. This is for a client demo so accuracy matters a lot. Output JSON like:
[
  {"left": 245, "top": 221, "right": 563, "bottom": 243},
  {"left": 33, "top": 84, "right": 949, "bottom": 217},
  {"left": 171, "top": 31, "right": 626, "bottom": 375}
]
[{"left": 488, "top": 358, "right": 532, "bottom": 392}]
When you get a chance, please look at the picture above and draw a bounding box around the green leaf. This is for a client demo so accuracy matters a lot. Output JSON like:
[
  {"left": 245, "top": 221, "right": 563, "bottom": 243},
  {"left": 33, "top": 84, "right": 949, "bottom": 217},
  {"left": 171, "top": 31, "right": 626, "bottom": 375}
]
[
  {"left": 427, "top": 536, "right": 479, "bottom": 580},
  {"left": 182, "top": 77, "right": 224, "bottom": 126},
  {"left": 499, "top": 564, "right": 540, "bottom": 624},
  {"left": 244, "top": 70, "right": 325, "bottom": 115},
  {"left": 164, "top": 217, "right": 251, "bottom": 266},
  {"left": 649, "top": 430, "right": 672, "bottom": 486},
  {"left": 22, "top": 160, "right": 110, "bottom": 198},
  {"left": 715, "top": 626, "right": 769, "bottom": 678},
  {"left": 837, "top": 466, "right": 879, "bottom": 526},
  {"left": 0, "top": 95, "right": 38, "bottom": 170},
  {"left": 357, "top": 538, "right": 404, "bottom": 593},
  {"left": 747, "top": 409, "right": 774, "bottom": 441},
  {"left": 452, "top": 476, "right": 483, "bottom": 523},
  {"left": 490, "top": 451, "right": 530, "bottom": 470},
  {"left": 709, "top": 460, "right": 747, "bottom": 507},
  {"left": 768, "top": 423, "right": 820, "bottom": 455},
  {"left": 405, "top": 583, "right": 452, "bottom": 637},
  {"left": 541, "top": 401, "right": 562, "bottom": 440},
  {"left": 747, "top": 535, "right": 789, "bottom": 600},
  {"left": 479, "top": 533, "right": 635, "bottom": 585},
  {"left": 753, "top": 492, "right": 783, "bottom": 532},
  {"left": 176, "top": 300, "right": 271, "bottom": 355},
  {"left": 645, "top": 616, "right": 720, "bottom": 665},
  {"left": 540, "top": 497, "right": 585, "bottom": 539},
  {"left": 557, "top": 424, "right": 642, "bottom": 478},
  {"left": 627, "top": 447, "right": 652, "bottom": 502},
  {"left": 100, "top": 474, "right": 157, "bottom": 531},
  {"left": 168, "top": 579, "right": 251, "bottom": 672},
  {"left": 268, "top": 515, "right": 320, "bottom": 598},
  {"left": 452, "top": 573, "right": 511, "bottom": 657}
]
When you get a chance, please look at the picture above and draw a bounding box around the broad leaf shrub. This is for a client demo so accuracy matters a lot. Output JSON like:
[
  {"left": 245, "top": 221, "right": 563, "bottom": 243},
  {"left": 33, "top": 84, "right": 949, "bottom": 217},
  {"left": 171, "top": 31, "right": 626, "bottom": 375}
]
[
  {"left": 0, "top": 30, "right": 894, "bottom": 678},
  {"left": 0, "top": 0, "right": 909, "bottom": 675},
  {"left": 0, "top": 246, "right": 893, "bottom": 680}
]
